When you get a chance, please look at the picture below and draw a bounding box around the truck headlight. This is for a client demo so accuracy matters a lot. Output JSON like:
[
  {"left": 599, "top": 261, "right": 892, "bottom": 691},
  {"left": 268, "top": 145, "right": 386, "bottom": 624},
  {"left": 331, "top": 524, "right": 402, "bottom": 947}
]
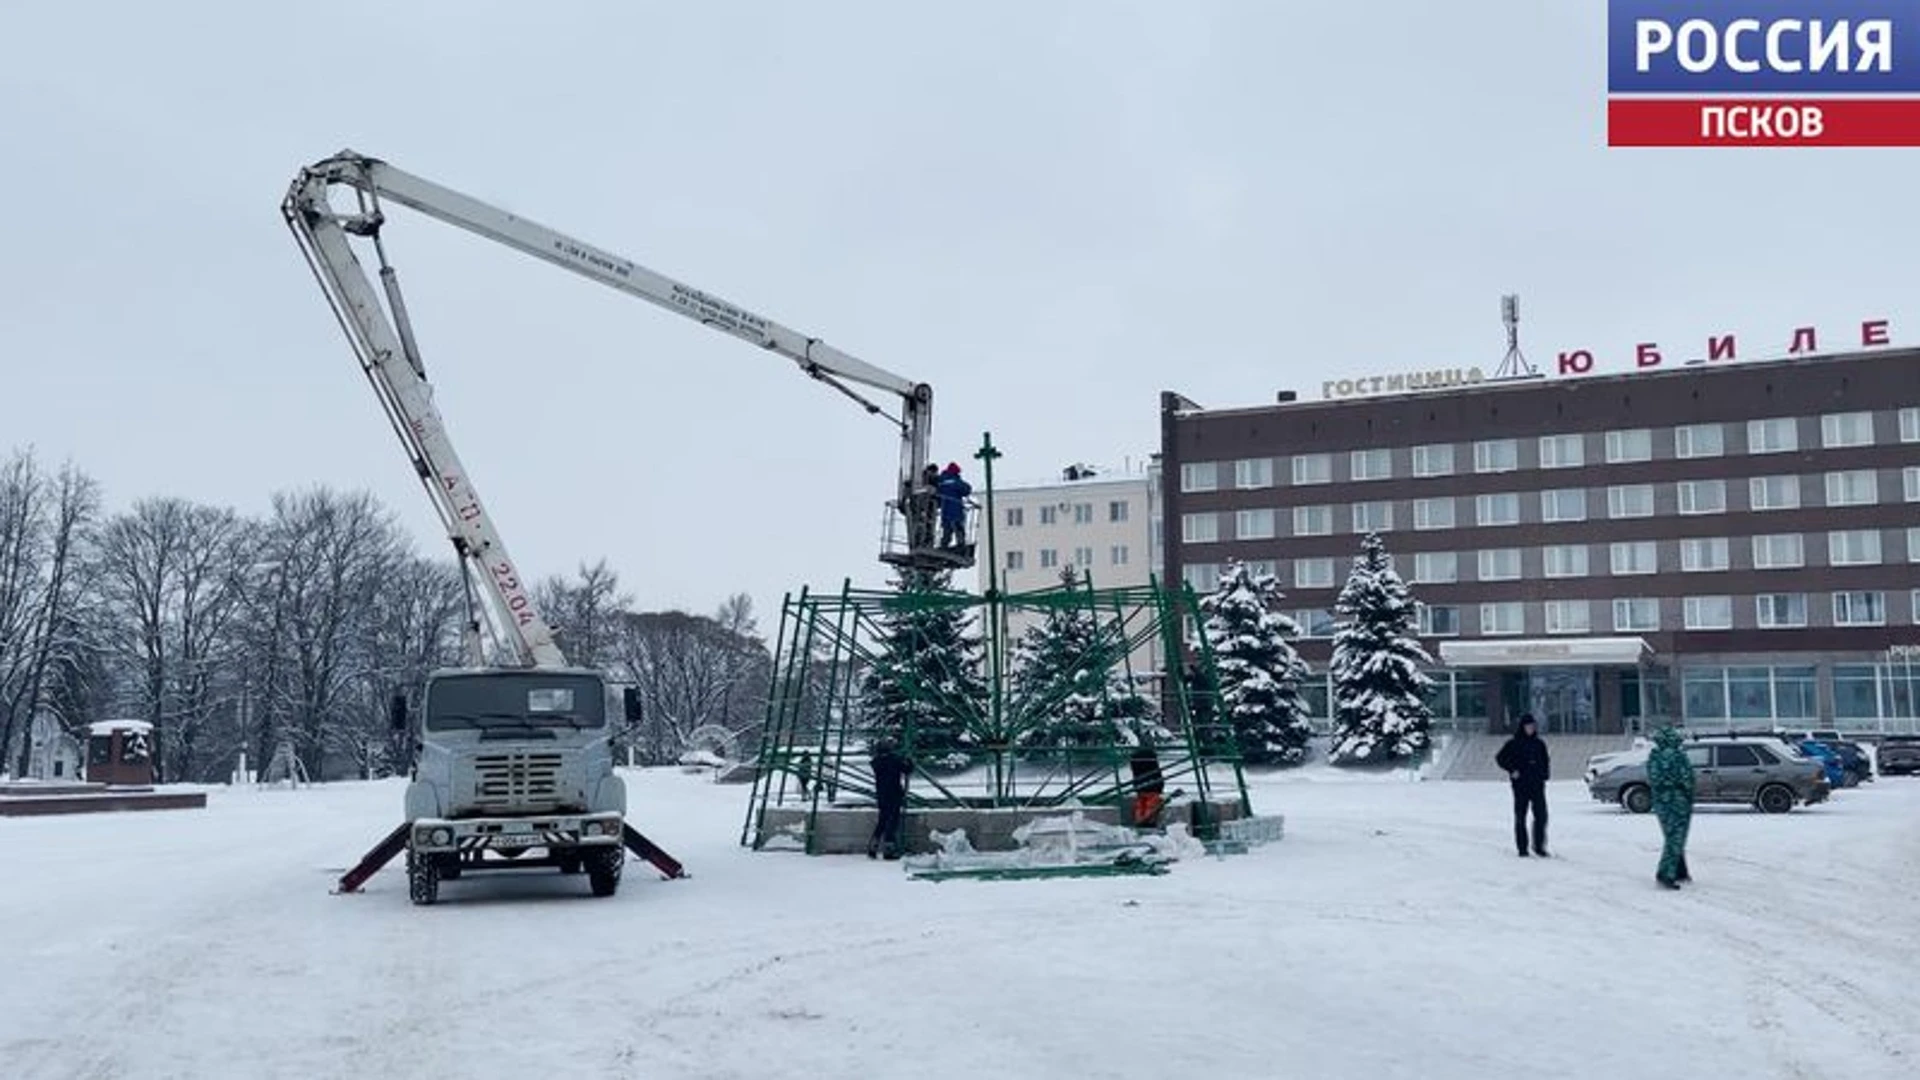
[{"left": 431, "top": 827, "right": 452, "bottom": 845}]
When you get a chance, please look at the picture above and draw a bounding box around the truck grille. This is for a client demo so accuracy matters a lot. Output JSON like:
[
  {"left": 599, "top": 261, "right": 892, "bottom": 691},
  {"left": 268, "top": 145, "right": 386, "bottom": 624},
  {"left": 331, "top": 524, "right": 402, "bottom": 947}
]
[{"left": 471, "top": 751, "right": 565, "bottom": 810}]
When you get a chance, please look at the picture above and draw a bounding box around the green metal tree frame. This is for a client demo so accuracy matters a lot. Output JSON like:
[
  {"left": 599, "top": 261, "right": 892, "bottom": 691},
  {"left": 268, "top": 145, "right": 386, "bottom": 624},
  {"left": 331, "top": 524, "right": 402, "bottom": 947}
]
[{"left": 740, "top": 433, "right": 1251, "bottom": 851}]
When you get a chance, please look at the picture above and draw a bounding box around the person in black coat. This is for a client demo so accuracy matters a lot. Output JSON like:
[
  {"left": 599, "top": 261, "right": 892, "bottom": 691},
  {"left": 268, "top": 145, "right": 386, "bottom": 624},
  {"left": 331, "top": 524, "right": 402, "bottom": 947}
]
[
  {"left": 1495, "top": 713, "right": 1551, "bottom": 857},
  {"left": 868, "top": 737, "right": 914, "bottom": 860},
  {"left": 1128, "top": 741, "right": 1166, "bottom": 827}
]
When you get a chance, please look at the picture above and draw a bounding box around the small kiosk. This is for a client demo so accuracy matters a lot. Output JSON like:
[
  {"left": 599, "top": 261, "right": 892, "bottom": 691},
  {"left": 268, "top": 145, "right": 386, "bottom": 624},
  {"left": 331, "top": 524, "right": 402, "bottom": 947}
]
[{"left": 87, "top": 719, "right": 155, "bottom": 787}]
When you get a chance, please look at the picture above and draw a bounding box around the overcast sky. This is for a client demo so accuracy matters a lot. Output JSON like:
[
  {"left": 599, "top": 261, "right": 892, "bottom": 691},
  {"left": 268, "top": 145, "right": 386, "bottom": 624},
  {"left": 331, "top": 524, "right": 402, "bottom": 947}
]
[{"left": 4, "top": 2, "right": 1916, "bottom": 630}]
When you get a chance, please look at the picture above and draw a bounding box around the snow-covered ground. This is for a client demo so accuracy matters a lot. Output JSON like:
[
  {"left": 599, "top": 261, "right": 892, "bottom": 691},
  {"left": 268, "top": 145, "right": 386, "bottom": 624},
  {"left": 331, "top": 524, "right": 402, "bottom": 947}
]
[{"left": 4, "top": 768, "right": 1917, "bottom": 1080}]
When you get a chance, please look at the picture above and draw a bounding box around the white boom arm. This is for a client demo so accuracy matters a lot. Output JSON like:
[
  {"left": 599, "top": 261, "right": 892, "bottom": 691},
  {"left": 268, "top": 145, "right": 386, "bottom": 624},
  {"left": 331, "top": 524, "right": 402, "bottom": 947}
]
[{"left": 282, "top": 149, "right": 936, "bottom": 669}]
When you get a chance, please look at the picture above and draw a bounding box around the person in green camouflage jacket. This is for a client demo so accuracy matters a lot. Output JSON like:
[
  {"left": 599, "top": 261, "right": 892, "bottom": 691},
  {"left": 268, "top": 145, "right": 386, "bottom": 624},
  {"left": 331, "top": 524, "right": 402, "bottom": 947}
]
[{"left": 1647, "top": 725, "right": 1694, "bottom": 889}]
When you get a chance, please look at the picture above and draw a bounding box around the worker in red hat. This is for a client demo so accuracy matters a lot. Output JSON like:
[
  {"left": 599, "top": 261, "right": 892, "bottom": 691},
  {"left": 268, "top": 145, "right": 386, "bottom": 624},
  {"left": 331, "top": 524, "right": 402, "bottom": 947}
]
[{"left": 936, "top": 462, "right": 972, "bottom": 548}]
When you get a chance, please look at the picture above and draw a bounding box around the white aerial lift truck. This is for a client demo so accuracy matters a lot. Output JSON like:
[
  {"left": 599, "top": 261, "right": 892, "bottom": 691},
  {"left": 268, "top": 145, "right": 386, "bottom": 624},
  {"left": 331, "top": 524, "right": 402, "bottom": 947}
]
[{"left": 286, "top": 149, "right": 972, "bottom": 904}]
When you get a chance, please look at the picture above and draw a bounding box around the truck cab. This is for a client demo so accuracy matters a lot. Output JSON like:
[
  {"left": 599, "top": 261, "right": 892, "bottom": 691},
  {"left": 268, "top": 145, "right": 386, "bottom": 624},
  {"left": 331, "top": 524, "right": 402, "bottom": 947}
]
[{"left": 394, "top": 666, "right": 639, "bottom": 904}]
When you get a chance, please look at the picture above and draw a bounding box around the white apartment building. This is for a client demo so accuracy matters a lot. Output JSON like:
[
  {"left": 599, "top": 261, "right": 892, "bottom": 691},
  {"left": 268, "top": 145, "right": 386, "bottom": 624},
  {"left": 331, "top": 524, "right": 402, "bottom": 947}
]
[{"left": 986, "top": 464, "right": 1163, "bottom": 676}]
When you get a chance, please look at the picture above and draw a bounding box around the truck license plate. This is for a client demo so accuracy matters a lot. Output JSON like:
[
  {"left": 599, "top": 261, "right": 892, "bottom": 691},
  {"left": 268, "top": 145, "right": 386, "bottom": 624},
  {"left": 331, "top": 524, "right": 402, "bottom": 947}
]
[{"left": 493, "top": 833, "right": 539, "bottom": 847}]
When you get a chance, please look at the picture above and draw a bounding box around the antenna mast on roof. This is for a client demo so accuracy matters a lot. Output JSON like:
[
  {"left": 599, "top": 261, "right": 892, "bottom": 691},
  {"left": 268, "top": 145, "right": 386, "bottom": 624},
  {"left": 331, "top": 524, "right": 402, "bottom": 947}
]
[{"left": 1494, "top": 293, "right": 1539, "bottom": 380}]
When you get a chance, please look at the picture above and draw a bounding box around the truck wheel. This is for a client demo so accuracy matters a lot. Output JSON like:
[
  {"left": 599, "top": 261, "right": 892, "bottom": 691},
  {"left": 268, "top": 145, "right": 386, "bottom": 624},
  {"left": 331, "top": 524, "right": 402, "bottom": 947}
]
[
  {"left": 441, "top": 854, "right": 463, "bottom": 880},
  {"left": 1621, "top": 784, "right": 1652, "bottom": 814},
  {"left": 586, "top": 848, "right": 623, "bottom": 897},
  {"left": 407, "top": 851, "right": 440, "bottom": 905}
]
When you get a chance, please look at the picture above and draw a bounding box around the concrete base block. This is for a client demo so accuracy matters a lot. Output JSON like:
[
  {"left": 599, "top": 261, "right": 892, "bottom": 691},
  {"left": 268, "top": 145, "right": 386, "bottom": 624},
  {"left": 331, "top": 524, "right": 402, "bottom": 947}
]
[
  {"left": 0, "top": 788, "right": 208, "bottom": 817},
  {"left": 752, "top": 798, "right": 1247, "bottom": 855}
]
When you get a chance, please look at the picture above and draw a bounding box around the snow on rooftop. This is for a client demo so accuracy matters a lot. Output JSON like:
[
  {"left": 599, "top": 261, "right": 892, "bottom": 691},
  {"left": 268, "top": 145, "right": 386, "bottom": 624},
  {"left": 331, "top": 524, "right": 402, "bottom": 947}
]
[{"left": 87, "top": 719, "right": 153, "bottom": 735}]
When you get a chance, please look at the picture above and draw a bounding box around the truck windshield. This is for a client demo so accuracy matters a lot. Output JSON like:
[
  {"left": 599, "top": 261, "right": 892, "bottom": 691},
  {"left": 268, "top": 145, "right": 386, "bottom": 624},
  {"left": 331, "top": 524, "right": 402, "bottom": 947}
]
[{"left": 424, "top": 673, "right": 606, "bottom": 732}]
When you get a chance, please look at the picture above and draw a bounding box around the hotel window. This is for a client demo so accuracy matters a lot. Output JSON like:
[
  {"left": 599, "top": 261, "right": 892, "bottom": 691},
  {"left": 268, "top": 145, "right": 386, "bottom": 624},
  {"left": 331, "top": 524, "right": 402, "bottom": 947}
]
[
  {"left": 1481, "top": 602, "right": 1524, "bottom": 636},
  {"left": 1749, "top": 475, "right": 1800, "bottom": 511},
  {"left": 1417, "top": 604, "right": 1461, "bottom": 637},
  {"left": 1540, "top": 488, "right": 1586, "bottom": 523},
  {"left": 1293, "top": 609, "right": 1336, "bottom": 638},
  {"left": 1542, "top": 544, "right": 1589, "bottom": 578},
  {"left": 1073, "top": 546, "right": 1094, "bottom": 567},
  {"left": 1110, "top": 545, "right": 1130, "bottom": 566},
  {"left": 1294, "top": 505, "right": 1332, "bottom": 536},
  {"left": 1295, "top": 558, "right": 1335, "bottom": 589},
  {"left": 1292, "top": 454, "right": 1332, "bottom": 485},
  {"left": 1905, "top": 466, "right": 1920, "bottom": 502},
  {"left": 1476, "top": 493, "right": 1520, "bottom": 526},
  {"left": 1675, "top": 423, "right": 1724, "bottom": 459},
  {"left": 1352, "top": 501, "right": 1393, "bottom": 533},
  {"left": 1911, "top": 527, "right": 1920, "bottom": 562},
  {"left": 1182, "top": 512, "right": 1219, "bottom": 543},
  {"left": 1825, "top": 469, "right": 1879, "bottom": 506},
  {"left": 1610, "top": 540, "right": 1658, "bottom": 575},
  {"left": 1606, "top": 428, "right": 1653, "bottom": 463},
  {"left": 1607, "top": 484, "right": 1655, "bottom": 518},
  {"left": 1680, "top": 537, "right": 1730, "bottom": 572},
  {"left": 1748, "top": 417, "right": 1798, "bottom": 454},
  {"left": 1833, "top": 590, "right": 1886, "bottom": 626},
  {"left": 1109, "top": 500, "right": 1130, "bottom": 522},
  {"left": 1474, "top": 439, "right": 1518, "bottom": 473},
  {"left": 1180, "top": 462, "right": 1217, "bottom": 492},
  {"left": 1413, "top": 497, "right": 1455, "bottom": 530},
  {"left": 1478, "top": 548, "right": 1521, "bottom": 581},
  {"left": 1413, "top": 551, "right": 1458, "bottom": 584},
  {"left": 1821, "top": 410, "right": 1875, "bottom": 448},
  {"left": 1233, "top": 458, "right": 1273, "bottom": 489},
  {"left": 1040, "top": 548, "right": 1058, "bottom": 569},
  {"left": 1351, "top": 448, "right": 1392, "bottom": 481},
  {"left": 1684, "top": 665, "right": 1819, "bottom": 724},
  {"left": 1683, "top": 596, "right": 1733, "bottom": 630},
  {"left": 1183, "top": 562, "right": 1221, "bottom": 592},
  {"left": 1545, "top": 600, "right": 1591, "bottom": 635},
  {"left": 1243, "top": 558, "right": 1275, "bottom": 578},
  {"left": 1237, "top": 509, "right": 1276, "bottom": 540},
  {"left": 1412, "top": 444, "right": 1455, "bottom": 477},
  {"left": 1677, "top": 479, "right": 1726, "bottom": 515},
  {"left": 1006, "top": 550, "right": 1025, "bottom": 571},
  {"left": 1073, "top": 502, "right": 1093, "bottom": 524},
  {"left": 1829, "top": 529, "right": 1882, "bottom": 566},
  {"left": 1006, "top": 506, "right": 1024, "bottom": 527},
  {"left": 1539, "top": 434, "right": 1584, "bottom": 469},
  {"left": 1756, "top": 593, "right": 1807, "bottom": 629},
  {"left": 1039, "top": 505, "right": 1057, "bottom": 525},
  {"left": 1613, "top": 598, "right": 1660, "bottom": 632},
  {"left": 1903, "top": 406, "right": 1920, "bottom": 442},
  {"left": 1751, "top": 533, "right": 1804, "bottom": 570}
]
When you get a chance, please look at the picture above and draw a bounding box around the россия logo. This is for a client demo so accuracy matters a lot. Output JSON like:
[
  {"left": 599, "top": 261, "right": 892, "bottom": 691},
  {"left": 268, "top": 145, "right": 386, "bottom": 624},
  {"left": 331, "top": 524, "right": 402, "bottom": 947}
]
[{"left": 1608, "top": 1, "right": 1920, "bottom": 145}]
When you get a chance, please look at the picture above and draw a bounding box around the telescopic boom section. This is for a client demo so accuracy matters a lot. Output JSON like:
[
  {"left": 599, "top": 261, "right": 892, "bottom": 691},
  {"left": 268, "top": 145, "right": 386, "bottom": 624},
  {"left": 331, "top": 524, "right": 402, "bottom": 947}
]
[
  {"left": 283, "top": 158, "right": 566, "bottom": 669},
  {"left": 291, "top": 150, "right": 934, "bottom": 496}
]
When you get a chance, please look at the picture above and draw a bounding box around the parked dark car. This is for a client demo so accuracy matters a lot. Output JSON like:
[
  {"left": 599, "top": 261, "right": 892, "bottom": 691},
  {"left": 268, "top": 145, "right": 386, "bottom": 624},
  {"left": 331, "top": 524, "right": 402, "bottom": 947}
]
[
  {"left": 1878, "top": 736, "right": 1920, "bottom": 776},
  {"left": 1588, "top": 735, "right": 1831, "bottom": 814}
]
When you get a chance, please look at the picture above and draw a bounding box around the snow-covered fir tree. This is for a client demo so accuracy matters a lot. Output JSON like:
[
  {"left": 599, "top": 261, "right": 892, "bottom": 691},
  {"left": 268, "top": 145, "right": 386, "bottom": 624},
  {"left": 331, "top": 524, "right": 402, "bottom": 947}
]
[
  {"left": 857, "top": 567, "right": 987, "bottom": 765},
  {"left": 1008, "top": 566, "right": 1161, "bottom": 749},
  {"left": 1193, "top": 558, "right": 1314, "bottom": 765},
  {"left": 1327, "top": 532, "right": 1436, "bottom": 765}
]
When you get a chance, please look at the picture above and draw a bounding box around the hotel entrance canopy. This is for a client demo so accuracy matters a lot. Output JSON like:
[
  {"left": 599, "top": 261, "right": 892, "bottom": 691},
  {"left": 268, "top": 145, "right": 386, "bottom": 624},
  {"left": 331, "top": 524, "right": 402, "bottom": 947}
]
[{"left": 1438, "top": 637, "right": 1653, "bottom": 668}]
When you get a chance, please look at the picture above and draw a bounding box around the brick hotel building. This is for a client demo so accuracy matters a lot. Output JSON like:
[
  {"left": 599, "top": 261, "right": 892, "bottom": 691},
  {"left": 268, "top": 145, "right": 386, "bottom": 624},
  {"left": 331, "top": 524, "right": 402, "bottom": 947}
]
[{"left": 1158, "top": 347, "right": 1920, "bottom": 736}]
